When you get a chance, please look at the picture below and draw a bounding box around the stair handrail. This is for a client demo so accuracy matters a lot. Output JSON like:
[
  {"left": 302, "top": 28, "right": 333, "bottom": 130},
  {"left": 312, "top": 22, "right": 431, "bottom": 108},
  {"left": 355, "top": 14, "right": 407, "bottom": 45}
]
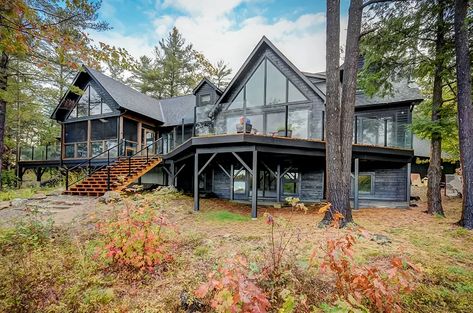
[
  {"left": 65, "top": 139, "right": 126, "bottom": 191},
  {"left": 125, "top": 137, "right": 164, "bottom": 177}
]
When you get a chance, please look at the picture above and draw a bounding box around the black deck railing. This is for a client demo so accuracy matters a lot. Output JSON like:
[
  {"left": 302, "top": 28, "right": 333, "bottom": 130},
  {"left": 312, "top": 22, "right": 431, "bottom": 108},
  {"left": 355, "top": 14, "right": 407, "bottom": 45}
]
[
  {"left": 65, "top": 139, "right": 127, "bottom": 190},
  {"left": 64, "top": 137, "right": 165, "bottom": 192}
]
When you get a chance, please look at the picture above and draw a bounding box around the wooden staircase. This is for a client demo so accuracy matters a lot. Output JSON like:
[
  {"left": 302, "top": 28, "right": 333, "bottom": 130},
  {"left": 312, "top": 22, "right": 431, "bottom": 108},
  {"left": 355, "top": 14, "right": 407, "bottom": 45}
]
[{"left": 64, "top": 156, "right": 162, "bottom": 196}]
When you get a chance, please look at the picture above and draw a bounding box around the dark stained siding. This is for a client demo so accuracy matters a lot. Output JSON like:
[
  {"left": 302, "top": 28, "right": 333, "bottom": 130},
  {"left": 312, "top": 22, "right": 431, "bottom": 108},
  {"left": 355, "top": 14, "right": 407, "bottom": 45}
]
[
  {"left": 355, "top": 161, "right": 408, "bottom": 201},
  {"left": 213, "top": 165, "right": 231, "bottom": 198},
  {"left": 300, "top": 169, "right": 324, "bottom": 201}
]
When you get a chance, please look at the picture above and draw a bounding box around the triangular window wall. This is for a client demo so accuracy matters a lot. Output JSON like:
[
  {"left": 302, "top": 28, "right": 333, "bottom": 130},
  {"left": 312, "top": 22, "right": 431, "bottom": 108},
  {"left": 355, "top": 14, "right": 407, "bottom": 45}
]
[
  {"left": 67, "top": 84, "right": 113, "bottom": 119},
  {"left": 227, "top": 58, "right": 308, "bottom": 110}
]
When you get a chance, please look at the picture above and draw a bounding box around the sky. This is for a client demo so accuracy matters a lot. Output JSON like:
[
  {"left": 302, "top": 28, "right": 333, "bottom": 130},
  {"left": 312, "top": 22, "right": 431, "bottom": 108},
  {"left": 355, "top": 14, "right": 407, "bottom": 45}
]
[{"left": 91, "top": 0, "right": 350, "bottom": 74}]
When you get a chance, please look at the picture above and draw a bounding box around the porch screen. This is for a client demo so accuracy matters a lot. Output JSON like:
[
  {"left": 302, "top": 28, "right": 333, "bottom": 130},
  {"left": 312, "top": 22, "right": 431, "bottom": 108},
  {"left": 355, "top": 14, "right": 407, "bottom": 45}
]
[
  {"left": 91, "top": 118, "right": 118, "bottom": 140},
  {"left": 123, "top": 119, "right": 138, "bottom": 142},
  {"left": 64, "top": 121, "right": 88, "bottom": 143}
]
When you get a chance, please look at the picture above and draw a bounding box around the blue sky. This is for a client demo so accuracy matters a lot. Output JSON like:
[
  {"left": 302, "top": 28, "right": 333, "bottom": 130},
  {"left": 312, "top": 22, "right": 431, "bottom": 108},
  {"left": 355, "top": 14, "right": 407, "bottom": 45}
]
[{"left": 92, "top": 0, "right": 350, "bottom": 73}]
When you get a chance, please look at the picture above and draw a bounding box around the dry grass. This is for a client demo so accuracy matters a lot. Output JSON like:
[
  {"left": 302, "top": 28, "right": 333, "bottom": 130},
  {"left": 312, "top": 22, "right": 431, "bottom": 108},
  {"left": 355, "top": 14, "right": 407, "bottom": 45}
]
[{"left": 1, "top": 187, "right": 472, "bottom": 312}]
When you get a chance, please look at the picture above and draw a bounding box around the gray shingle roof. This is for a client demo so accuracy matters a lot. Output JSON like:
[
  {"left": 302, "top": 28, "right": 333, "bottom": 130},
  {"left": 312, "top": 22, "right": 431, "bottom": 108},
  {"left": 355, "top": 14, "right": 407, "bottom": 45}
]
[
  {"left": 85, "top": 66, "right": 195, "bottom": 125},
  {"left": 306, "top": 73, "right": 424, "bottom": 106},
  {"left": 85, "top": 66, "right": 164, "bottom": 121},
  {"left": 159, "top": 95, "right": 196, "bottom": 126}
]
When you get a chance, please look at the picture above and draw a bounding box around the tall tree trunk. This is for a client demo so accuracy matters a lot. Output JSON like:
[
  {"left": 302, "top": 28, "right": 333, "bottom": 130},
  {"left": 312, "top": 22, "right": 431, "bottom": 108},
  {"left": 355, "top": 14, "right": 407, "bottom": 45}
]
[
  {"left": 427, "top": 0, "right": 446, "bottom": 216},
  {"left": 454, "top": 0, "right": 473, "bottom": 229},
  {"left": 0, "top": 52, "right": 9, "bottom": 190},
  {"left": 321, "top": 0, "right": 362, "bottom": 227}
]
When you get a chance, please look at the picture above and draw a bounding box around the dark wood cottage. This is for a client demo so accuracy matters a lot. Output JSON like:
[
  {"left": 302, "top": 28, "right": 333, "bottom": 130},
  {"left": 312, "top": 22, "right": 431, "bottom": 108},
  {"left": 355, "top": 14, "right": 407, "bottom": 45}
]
[{"left": 19, "top": 36, "right": 423, "bottom": 217}]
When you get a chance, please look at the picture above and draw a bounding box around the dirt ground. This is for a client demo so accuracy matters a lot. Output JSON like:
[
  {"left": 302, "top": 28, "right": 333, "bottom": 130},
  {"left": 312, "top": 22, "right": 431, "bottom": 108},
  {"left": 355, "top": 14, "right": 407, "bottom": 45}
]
[{"left": 1, "top": 186, "right": 472, "bottom": 312}]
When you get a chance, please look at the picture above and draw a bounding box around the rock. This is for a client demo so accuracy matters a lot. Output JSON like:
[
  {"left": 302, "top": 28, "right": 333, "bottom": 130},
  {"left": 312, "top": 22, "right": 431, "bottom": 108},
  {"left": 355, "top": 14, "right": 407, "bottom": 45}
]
[
  {"left": 371, "top": 234, "right": 392, "bottom": 245},
  {"left": 28, "top": 193, "right": 47, "bottom": 200},
  {"left": 98, "top": 191, "right": 121, "bottom": 204},
  {"left": 10, "top": 198, "right": 28, "bottom": 208},
  {"left": 46, "top": 190, "right": 62, "bottom": 197},
  {"left": 179, "top": 290, "right": 204, "bottom": 313},
  {"left": 0, "top": 201, "right": 10, "bottom": 210}
]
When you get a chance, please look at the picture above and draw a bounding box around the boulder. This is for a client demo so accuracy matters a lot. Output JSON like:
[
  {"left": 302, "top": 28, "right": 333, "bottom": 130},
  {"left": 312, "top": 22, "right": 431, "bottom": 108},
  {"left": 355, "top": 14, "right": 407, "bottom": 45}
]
[
  {"left": 10, "top": 198, "right": 28, "bottom": 208},
  {"left": 98, "top": 191, "right": 122, "bottom": 204}
]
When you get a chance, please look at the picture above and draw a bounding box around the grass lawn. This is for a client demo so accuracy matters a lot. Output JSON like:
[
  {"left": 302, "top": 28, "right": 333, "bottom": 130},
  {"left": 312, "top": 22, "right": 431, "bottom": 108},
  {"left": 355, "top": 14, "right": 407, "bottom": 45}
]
[{"left": 0, "top": 188, "right": 472, "bottom": 312}]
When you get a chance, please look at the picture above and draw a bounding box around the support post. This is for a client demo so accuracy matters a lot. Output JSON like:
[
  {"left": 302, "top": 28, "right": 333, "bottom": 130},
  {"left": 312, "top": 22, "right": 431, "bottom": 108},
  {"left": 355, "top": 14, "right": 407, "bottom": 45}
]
[
  {"left": 230, "top": 163, "right": 234, "bottom": 201},
  {"left": 251, "top": 150, "right": 258, "bottom": 219},
  {"left": 194, "top": 153, "right": 199, "bottom": 211},
  {"left": 193, "top": 106, "right": 197, "bottom": 136},
  {"left": 406, "top": 162, "right": 411, "bottom": 204},
  {"left": 276, "top": 164, "right": 281, "bottom": 203},
  {"left": 354, "top": 158, "right": 359, "bottom": 210},
  {"left": 170, "top": 160, "right": 175, "bottom": 187}
]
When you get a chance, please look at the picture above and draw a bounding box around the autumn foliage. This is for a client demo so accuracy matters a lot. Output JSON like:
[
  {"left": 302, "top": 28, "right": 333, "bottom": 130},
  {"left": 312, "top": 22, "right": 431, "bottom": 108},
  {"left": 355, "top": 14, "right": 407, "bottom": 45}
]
[
  {"left": 95, "top": 201, "right": 175, "bottom": 272},
  {"left": 195, "top": 256, "right": 270, "bottom": 313}
]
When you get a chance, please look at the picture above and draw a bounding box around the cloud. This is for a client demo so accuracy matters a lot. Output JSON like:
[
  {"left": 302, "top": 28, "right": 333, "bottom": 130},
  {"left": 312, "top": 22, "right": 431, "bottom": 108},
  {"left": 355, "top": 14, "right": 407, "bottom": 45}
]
[{"left": 93, "top": 0, "right": 348, "bottom": 74}]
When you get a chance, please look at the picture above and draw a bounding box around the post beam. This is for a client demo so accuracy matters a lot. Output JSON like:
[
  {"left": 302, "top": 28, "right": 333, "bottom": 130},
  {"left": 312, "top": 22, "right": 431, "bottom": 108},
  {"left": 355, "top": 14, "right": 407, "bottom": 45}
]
[
  {"left": 354, "top": 158, "right": 360, "bottom": 210},
  {"left": 230, "top": 163, "right": 234, "bottom": 201},
  {"left": 276, "top": 164, "right": 281, "bottom": 203},
  {"left": 251, "top": 150, "right": 258, "bottom": 218},
  {"left": 194, "top": 153, "right": 199, "bottom": 211},
  {"left": 406, "top": 162, "right": 411, "bottom": 204}
]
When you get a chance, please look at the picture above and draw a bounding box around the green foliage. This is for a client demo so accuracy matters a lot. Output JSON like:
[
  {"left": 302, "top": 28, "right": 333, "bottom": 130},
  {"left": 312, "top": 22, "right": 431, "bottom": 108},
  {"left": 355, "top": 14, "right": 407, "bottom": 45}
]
[
  {"left": 0, "top": 237, "right": 114, "bottom": 312},
  {"left": 95, "top": 200, "right": 176, "bottom": 272},
  {"left": 129, "top": 27, "right": 232, "bottom": 99},
  {"left": 203, "top": 210, "right": 250, "bottom": 222},
  {"left": 0, "top": 169, "right": 18, "bottom": 188},
  {"left": 0, "top": 210, "right": 54, "bottom": 252},
  {"left": 403, "top": 266, "right": 473, "bottom": 313}
]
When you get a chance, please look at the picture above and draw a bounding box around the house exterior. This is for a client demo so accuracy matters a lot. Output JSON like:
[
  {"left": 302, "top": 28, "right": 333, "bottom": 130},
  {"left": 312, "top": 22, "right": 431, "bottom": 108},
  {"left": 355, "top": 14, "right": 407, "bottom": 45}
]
[{"left": 20, "top": 36, "right": 423, "bottom": 217}]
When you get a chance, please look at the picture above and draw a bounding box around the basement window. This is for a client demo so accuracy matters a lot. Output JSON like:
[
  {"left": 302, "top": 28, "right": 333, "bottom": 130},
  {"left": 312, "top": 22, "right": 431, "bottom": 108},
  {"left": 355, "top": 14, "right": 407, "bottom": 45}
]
[{"left": 358, "top": 173, "right": 374, "bottom": 194}]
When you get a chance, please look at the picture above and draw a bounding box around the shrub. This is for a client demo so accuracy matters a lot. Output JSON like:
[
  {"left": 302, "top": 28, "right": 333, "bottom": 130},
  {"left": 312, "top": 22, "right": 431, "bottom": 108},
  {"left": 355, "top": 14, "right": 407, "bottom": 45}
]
[
  {"left": 95, "top": 200, "right": 175, "bottom": 272},
  {"left": 195, "top": 255, "right": 271, "bottom": 313},
  {"left": 0, "top": 211, "right": 54, "bottom": 252},
  {"left": 314, "top": 233, "right": 418, "bottom": 313}
]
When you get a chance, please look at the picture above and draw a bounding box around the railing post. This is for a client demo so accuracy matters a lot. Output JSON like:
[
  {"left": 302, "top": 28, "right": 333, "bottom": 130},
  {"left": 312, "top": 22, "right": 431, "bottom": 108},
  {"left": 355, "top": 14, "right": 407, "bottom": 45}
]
[
  {"left": 107, "top": 166, "right": 111, "bottom": 191},
  {"left": 146, "top": 146, "right": 149, "bottom": 162},
  {"left": 45, "top": 145, "right": 49, "bottom": 160},
  {"left": 285, "top": 105, "right": 289, "bottom": 137},
  {"left": 123, "top": 139, "right": 126, "bottom": 157},
  {"left": 88, "top": 158, "right": 91, "bottom": 175},
  {"left": 31, "top": 146, "right": 34, "bottom": 160},
  {"left": 107, "top": 149, "right": 110, "bottom": 167},
  {"left": 65, "top": 168, "right": 69, "bottom": 190},
  {"left": 193, "top": 106, "right": 197, "bottom": 136},
  {"left": 128, "top": 157, "right": 131, "bottom": 176}
]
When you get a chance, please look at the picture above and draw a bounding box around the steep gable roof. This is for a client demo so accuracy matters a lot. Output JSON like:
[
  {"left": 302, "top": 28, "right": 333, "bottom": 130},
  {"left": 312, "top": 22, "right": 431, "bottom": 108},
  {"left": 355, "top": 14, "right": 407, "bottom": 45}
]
[
  {"left": 215, "top": 36, "right": 326, "bottom": 109},
  {"left": 193, "top": 77, "right": 223, "bottom": 95},
  {"left": 84, "top": 66, "right": 164, "bottom": 121}
]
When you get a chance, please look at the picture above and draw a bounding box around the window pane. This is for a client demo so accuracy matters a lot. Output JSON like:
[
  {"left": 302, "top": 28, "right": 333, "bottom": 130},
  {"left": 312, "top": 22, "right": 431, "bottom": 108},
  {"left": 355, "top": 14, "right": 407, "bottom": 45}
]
[
  {"left": 68, "top": 106, "right": 77, "bottom": 119},
  {"left": 246, "top": 114, "right": 263, "bottom": 135},
  {"left": 359, "top": 175, "right": 372, "bottom": 193},
  {"left": 289, "top": 110, "right": 309, "bottom": 139},
  {"left": 245, "top": 61, "right": 265, "bottom": 108},
  {"left": 123, "top": 118, "right": 138, "bottom": 142},
  {"left": 76, "top": 142, "right": 88, "bottom": 158},
  {"left": 228, "top": 89, "right": 244, "bottom": 110},
  {"left": 233, "top": 169, "right": 246, "bottom": 194},
  {"left": 200, "top": 94, "right": 211, "bottom": 105},
  {"left": 91, "top": 118, "right": 117, "bottom": 140},
  {"left": 90, "top": 141, "right": 103, "bottom": 157},
  {"left": 226, "top": 116, "right": 240, "bottom": 134},
  {"left": 266, "top": 61, "right": 286, "bottom": 105},
  {"left": 77, "top": 86, "right": 89, "bottom": 117},
  {"left": 359, "top": 117, "right": 384, "bottom": 145},
  {"left": 266, "top": 112, "right": 285, "bottom": 135},
  {"left": 283, "top": 171, "right": 299, "bottom": 195},
  {"left": 102, "top": 102, "right": 113, "bottom": 114},
  {"left": 288, "top": 81, "right": 306, "bottom": 102},
  {"left": 89, "top": 86, "right": 101, "bottom": 115},
  {"left": 65, "top": 144, "right": 74, "bottom": 158},
  {"left": 106, "top": 140, "right": 118, "bottom": 157},
  {"left": 64, "top": 121, "right": 88, "bottom": 143}
]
